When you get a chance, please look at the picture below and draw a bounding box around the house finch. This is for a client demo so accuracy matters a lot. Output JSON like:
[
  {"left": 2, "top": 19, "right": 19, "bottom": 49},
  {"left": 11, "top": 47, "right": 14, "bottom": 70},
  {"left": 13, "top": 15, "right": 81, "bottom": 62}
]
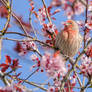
[{"left": 55, "top": 20, "right": 83, "bottom": 57}]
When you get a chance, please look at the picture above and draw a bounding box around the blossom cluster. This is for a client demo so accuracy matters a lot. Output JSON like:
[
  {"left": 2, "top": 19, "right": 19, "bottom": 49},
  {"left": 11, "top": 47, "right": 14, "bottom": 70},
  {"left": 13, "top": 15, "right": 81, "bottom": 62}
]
[
  {"left": 41, "top": 52, "right": 67, "bottom": 78},
  {"left": 14, "top": 38, "right": 38, "bottom": 56},
  {"left": 80, "top": 55, "right": 92, "bottom": 77},
  {"left": 0, "top": 83, "right": 30, "bottom": 92},
  {"left": 47, "top": 75, "right": 76, "bottom": 92},
  {"left": 38, "top": 7, "right": 47, "bottom": 25},
  {"left": 51, "top": 0, "right": 86, "bottom": 19},
  {"left": 42, "top": 23, "right": 58, "bottom": 39},
  {"left": 85, "top": 13, "right": 92, "bottom": 30}
]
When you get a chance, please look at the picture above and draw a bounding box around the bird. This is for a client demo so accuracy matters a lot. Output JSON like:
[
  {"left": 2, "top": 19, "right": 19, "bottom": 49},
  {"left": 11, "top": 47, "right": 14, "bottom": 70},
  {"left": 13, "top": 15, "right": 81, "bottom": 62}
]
[{"left": 55, "top": 20, "right": 83, "bottom": 57}]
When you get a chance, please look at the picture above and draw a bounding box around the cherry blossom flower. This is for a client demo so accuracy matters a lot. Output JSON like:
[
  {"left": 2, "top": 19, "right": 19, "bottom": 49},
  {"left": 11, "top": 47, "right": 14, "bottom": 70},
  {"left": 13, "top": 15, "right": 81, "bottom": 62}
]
[
  {"left": 30, "top": 54, "right": 38, "bottom": 61},
  {"left": 42, "top": 23, "right": 58, "bottom": 39},
  {"left": 15, "top": 38, "right": 38, "bottom": 56},
  {"left": 53, "top": 78, "right": 61, "bottom": 90},
  {"left": 65, "top": 6, "right": 74, "bottom": 19},
  {"left": 80, "top": 55, "right": 92, "bottom": 77},
  {"left": 0, "top": 83, "right": 32, "bottom": 92},
  {"left": 51, "top": 0, "right": 62, "bottom": 7},
  {"left": 74, "top": 1, "right": 85, "bottom": 15},
  {"left": 46, "top": 23, "right": 57, "bottom": 33},
  {"left": 64, "top": 77, "right": 76, "bottom": 92},
  {"left": 41, "top": 52, "right": 67, "bottom": 78},
  {"left": 47, "top": 86, "right": 55, "bottom": 92},
  {"left": 86, "top": 45, "right": 92, "bottom": 58},
  {"left": 47, "top": 75, "right": 76, "bottom": 92},
  {"left": 38, "top": 7, "right": 46, "bottom": 25},
  {"left": 85, "top": 13, "right": 92, "bottom": 30},
  {"left": 88, "top": 1, "right": 92, "bottom": 11},
  {"left": 76, "top": 20, "right": 85, "bottom": 28}
]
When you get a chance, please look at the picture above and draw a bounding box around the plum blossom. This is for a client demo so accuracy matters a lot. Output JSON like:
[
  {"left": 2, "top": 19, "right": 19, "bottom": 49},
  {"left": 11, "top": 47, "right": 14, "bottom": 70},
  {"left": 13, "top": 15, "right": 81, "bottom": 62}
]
[
  {"left": 80, "top": 55, "right": 92, "bottom": 77},
  {"left": 41, "top": 52, "right": 67, "bottom": 78},
  {"left": 46, "top": 23, "right": 57, "bottom": 33},
  {"left": 23, "top": 38, "right": 38, "bottom": 50},
  {"left": 17, "top": 38, "right": 38, "bottom": 56},
  {"left": 86, "top": 45, "right": 92, "bottom": 58},
  {"left": 74, "top": 1, "right": 85, "bottom": 15},
  {"left": 42, "top": 23, "right": 58, "bottom": 38},
  {"left": 47, "top": 86, "right": 59, "bottom": 92},
  {"left": 88, "top": 1, "right": 92, "bottom": 11},
  {"left": 47, "top": 75, "right": 76, "bottom": 92},
  {"left": 30, "top": 54, "right": 38, "bottom": 61},
  {"left": 65, "top": 6, "right": 74, "bottom": 19},
  {"left": 85, "top": 13, "right": 92, "bottom": 30},
  {"left": 0, "top": 83, "right": 24, "bottom": 92},
  {"left": 51, "top": 0, "right": 62, "bottom": 7},
  {"left": 38, "top": 7, "right": 46, "bottom": 25}
]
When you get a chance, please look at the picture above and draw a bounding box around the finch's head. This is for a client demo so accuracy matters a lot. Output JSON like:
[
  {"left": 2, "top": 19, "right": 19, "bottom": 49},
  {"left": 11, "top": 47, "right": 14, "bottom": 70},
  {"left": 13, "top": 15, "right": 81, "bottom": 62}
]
[{"left": 64, "top": 20, "right": 79, "bottom": 32}]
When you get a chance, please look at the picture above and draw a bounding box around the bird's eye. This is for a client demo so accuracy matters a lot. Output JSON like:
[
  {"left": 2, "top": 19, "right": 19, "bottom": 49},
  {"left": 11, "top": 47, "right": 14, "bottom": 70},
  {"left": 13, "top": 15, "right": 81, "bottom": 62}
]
[{"left": 69, "top": 22, "right": 72, "bottom": 24}]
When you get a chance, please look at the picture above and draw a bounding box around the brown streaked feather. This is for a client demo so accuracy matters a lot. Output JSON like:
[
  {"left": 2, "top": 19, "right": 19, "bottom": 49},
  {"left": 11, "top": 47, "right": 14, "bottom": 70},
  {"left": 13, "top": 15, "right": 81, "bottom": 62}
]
[{"left": 55, "top": 22, "right": 83, "bottom": 57}]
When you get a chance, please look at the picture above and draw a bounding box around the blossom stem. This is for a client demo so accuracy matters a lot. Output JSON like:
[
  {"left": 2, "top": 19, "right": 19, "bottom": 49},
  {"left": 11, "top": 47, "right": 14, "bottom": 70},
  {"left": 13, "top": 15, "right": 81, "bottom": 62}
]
[{"left": 42, "top": 0, "right": 52, "bottom": 24}]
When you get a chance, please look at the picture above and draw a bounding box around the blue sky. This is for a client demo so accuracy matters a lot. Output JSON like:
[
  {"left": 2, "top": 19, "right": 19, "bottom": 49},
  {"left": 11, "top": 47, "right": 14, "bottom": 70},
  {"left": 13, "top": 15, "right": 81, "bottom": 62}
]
[{"left": 0, "top": 0, "right": 92, "bottom": 92}]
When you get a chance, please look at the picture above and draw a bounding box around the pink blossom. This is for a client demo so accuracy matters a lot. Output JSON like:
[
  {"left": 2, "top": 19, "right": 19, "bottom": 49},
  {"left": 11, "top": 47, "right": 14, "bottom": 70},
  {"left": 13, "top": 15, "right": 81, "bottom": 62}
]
[
  {"left": 85, "top": 13, "right": 92, "bottom": 30},
  {"left": 30, "top": 54, "right": 38, "bottom": 61},
  {"left": 88, "top": 1, "right": 92, "bottom": 11},
  {"left": 76, "top": 20, "right": 85, "bottom": 28},
  {"left": 41, "top": 52, "right": 67, "bottom": 78},
  {"left": 74, "top": 1, "right": 85, "bottom": 15},
  {"left": 23, "top": 38, "right": 38, "bottom": 51},
  {"left": 69, "top": 75, "right": 76, "bottom": 84},
  {"left": 51, "top": 0, "right": 62, "bottom": 7},
  {"left": 47, "top": 86, "right": 55, "bottom": 92},
  {"left": 65, "top": 6, "right": 74, "bottom": 19},
  {"left": 17, "top": 38, "right": 38, "bottom": 56},
  {"left": 42, "top": 23, "right": 58, "bottom": 38},
  {"left": 54, "top": 79, "right": 61, "bottom": 87},
  {"left": 38, "top": 7, "right": 46, "bottom": 25},
  {"left": 47, "top": 23, "right": 57, "bottom": 33},
  {"left": 47, "top": 86, "right": 59, "bottom": 92},
  {"left": 80, "top": 55, "right": 92, "bottom": 77}
]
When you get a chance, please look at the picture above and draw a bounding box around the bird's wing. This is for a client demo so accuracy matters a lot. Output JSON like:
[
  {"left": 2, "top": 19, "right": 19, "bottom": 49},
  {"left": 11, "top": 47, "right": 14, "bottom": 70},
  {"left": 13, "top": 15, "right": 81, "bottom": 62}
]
[{"left": 55, "top": 30, "right": 68, "bottom": 49}]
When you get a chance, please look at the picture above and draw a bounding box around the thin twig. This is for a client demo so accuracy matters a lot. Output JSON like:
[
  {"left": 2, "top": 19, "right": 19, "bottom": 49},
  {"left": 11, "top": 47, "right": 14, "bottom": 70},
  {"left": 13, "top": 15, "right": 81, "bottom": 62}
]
[
  {"left": 82, "top": 76, "right": 85, "bottom": 87},
  {"left": 22, "top": 68, "right": 39, "bottom": 84},
  {"left": 74, "top": 70, "right": 82, "bottom": 87},
  {"left": 7, "top": 74, "right": 47, "bottom": 91},
  {"left": 0, "top": 0, "right": 12, "bottom": 35},
  {"left": 80, "top": 80, "right": 90, "bottom": 92},
  {"left": 0, "top": 0, "right": 28, "bottom": 36},
  {"left": 0, "top": 71, "right": 10, "bottom": 86},
  {"left": 29, "top": 10, "right": 37, "bottom": 39},
  {"left": 1, "top": 31, "right": 53, "bottom": 48},
  {"left": 11, "top": 12, "right": 29, "bottom": 36},
  {"left": 42, "top": 0, "right": 52, "bottom": 24}
]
